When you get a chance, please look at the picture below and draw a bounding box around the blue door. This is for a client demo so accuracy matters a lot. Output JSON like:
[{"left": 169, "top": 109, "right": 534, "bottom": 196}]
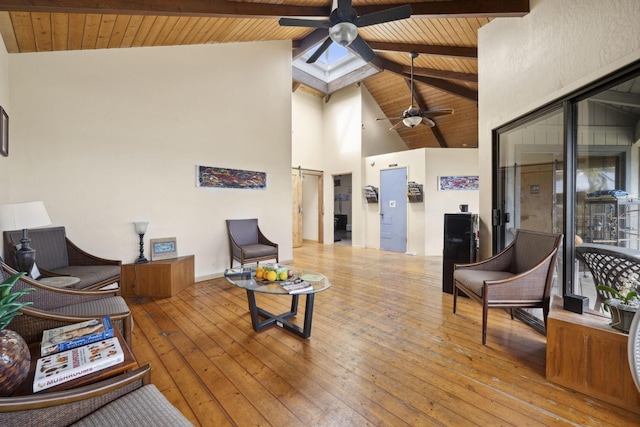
[{"left": 380, "top": 168, "right": 407, "bottom": 253}]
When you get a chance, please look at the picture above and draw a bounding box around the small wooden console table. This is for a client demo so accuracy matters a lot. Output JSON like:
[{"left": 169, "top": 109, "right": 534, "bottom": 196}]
[
  {"left": 121, "top": 255, "right": 194, "bottom": 298},
  {"left": 546, "top": 296, "right": 640, "bottom": 413}
]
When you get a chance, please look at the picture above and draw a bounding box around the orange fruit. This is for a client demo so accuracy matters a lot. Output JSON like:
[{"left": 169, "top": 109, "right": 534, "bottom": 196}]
[{"left": 255, "top": 268, "right": 264, "bottom": 279}]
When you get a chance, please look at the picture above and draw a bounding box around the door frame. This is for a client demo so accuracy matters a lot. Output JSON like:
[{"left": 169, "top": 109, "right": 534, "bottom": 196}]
[{"left": 292, "top": 167, "right": 324, "bottom": 244}]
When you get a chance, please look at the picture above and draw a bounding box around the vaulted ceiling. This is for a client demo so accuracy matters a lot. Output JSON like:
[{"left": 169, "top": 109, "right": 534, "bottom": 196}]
[{"left": 0, "top": 0, "right": 530, "bottom": 149}]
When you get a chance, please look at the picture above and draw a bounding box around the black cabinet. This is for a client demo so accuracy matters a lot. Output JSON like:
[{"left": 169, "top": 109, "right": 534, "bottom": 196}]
[{"left": 442, "top": 213, "right": 478, "bottom": 294}]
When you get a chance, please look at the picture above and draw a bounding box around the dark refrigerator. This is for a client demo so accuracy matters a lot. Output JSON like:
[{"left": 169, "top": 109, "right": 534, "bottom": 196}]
[{"left": 442, "top": 213, "right": 478, "bottom": 294}]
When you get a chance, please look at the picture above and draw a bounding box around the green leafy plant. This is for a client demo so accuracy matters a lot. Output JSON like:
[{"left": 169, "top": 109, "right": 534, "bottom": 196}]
[
  {"left": 596, "top": 271, "right": 640, "bottom": 312},
  {"left": 0, "top": 273, "right": 34, "bottom": 330}
]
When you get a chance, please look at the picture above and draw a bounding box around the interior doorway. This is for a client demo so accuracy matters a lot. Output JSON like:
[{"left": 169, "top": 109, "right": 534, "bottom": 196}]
[
  {"left": 333, "top": 173, "right": 352, "bottom": 246},
  {"left": 292, "top": 168, "right": 324, "bottom": 247}
]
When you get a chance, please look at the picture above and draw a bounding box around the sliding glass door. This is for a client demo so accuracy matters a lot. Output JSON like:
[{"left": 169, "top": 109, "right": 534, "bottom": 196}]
[{"left": 494, "top": 62, "right": 640, "bottom": 326}]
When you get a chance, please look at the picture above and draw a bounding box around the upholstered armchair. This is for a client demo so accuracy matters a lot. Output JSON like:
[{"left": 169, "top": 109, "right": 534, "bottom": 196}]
[
  {"left": 0, "top": 365, "right": 193, "bottom": 426},
  {"left": 226, "top": 219, "right": 278, "bottom": 268},
  {"left": 453, "top": 229, "right": 563, "bottom": 345},
  {"left": 0, "top": 261, "right": 132, "bottom": 346}
]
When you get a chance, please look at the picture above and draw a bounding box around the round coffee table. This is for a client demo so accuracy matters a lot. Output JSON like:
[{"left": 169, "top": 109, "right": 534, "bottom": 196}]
[{"left": 224, "top": 265, "right": 330, "bottom": 339}]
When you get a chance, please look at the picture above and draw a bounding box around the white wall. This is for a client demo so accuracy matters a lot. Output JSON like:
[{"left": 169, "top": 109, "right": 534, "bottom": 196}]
[
  {"left": 365, "top": 148, "right": 479, "bottom": 256},
  {"left": 322, "top": 85, "right": 363, "bottom": 246},
  {"left": 6, "top": 41, "right": 293, "bottom": 279},
  {"left": 361, "top": 85, "right": 407, "bottom": 157},
  {"left": 292, "top": 90, "right": 324, "bottom": 170},
  {"left": 0, "top": 35, "right": 10, "bottom": 203},
  {"left": 478, "top": 0, "right": 640, "bottom": 257}
]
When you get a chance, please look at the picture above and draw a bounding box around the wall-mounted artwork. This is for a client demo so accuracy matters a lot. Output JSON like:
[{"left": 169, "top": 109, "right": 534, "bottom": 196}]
[
  {"left": 439, "top": 175, "right": 479, "bottom": 191},
  {"left": 197, "top": 165, "right": 266, "bottom": 189}
]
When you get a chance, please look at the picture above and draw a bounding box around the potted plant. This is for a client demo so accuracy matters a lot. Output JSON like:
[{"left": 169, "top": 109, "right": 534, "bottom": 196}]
[
  {"left": 596, "top": 271, "right": 640, "bottom": 333},
  {"left": 0, "top": 272, "right": 34, "bottom": 396}
]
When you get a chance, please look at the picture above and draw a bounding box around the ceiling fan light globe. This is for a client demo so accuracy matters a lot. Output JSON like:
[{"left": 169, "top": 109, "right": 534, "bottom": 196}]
[
  {"left": 329, "top": 22, "right": 358, "bottom": 46},
  {"left": 403, "top": 116, "right": 422, "bottom": 128}
]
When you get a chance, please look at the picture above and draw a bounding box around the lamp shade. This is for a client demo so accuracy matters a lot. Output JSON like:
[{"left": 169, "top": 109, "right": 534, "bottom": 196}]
[
  {"left": 403, "top": 116, "right": 423, "bottom": 128},
  {"left": 134, "top": 221, "right": 148, "bottom": 235},
  {"left": 0, "top": 201, "right": 52, "bottom": 231},
  {"left": 329, "top": 22, "right": 358, "bottom": 47}
]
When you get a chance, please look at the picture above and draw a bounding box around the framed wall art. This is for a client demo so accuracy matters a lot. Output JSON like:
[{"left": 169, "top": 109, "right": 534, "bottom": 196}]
[
  {"left": 197, "top": 165, "right": 266, "bottom": 189},
  {"left": 439, "top": 175, "right": 479, "bottom": 191},
  {"left": 150, "top": 237, "right": 178, "bottom": 261},
  {"left": 0, "top": 107, "right": 7, "bottom": 157}
]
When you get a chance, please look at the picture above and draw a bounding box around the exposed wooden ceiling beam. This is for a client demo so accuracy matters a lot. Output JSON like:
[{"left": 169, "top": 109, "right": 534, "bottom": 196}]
[
  {"left": 374, "top": 57, "right": 478, "bottom": 103},
  {"left": 405, "top": 66, "right": 477, "bottom": 83},
  {"left": 367, "top": 41, "right": 476, "bottom": 59},
  {"left": 413, "top": 75, "right": 478, "bottom": 103},
  {"left": 0, "top": 0, "right": 529, "bottom": 19}
]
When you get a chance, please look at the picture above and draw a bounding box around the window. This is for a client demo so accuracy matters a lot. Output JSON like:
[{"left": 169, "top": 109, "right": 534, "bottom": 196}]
[{"left": 494, "top": 60, "right": 640, "bottom": 326}]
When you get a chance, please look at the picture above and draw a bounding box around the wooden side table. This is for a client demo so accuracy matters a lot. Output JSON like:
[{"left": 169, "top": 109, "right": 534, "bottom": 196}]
[
  {"left": 121, "top": 255, "right": 195, "bottom": 298},
  {"left": 546, "top": 296, "right": 640, "bottom": 413}
]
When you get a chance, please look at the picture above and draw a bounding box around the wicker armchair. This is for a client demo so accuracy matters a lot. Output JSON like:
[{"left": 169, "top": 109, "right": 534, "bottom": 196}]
[
  {"left": 3, "top": 227, "right": 121, "bottom": 290},
  {"left": 453, "top": 229, "right": 563, "bottom": 345},
  {"left": 0, "top": 365, "right": 193, "bottom": 426},
  {"left": 226, "top": 219, "right": 278, "bottom": 268},
  {"left": 0, "top": 261, "right": 132, "bottom": 346},
  {"left": 576, "top": 243, "right": 640, "bottom": 312}
]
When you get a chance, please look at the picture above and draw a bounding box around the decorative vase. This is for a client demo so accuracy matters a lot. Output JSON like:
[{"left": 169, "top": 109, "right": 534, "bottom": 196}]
[
  {"left": 0, "top": 329, "right": 31, "bottom": 396},
  {"left": 608, "top": 299, "right": 639, "bottom": 333}
]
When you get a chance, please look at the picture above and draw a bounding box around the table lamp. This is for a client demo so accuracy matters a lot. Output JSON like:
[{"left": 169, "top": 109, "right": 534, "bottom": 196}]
[
  {"left": 0, "top": 201, "right": 52, "bottom": 274},
  {"left": 134, "top": 221, "right": 149, "bottom": 264}
]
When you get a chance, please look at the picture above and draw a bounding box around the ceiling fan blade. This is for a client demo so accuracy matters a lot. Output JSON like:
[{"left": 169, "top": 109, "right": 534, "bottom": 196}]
[
  {"left": 355, "top": 5, "right": 412, "bottom": 28},
  {"left": 422, "top": 117, "right": 436, "bottom": 127},
  {"left": 306, "top": 37, "right": 334, "bottom": 64},
  {"left": 389, "top": 121, "right": 405, "bottom": 131},
  {"left": 279, "top": 18, "right": 330, "bottom": 28},
  {"left": 376, "top": 117, "right": 404, "bottom": 121},
  {"left": 336, "top": 0, "right": 353, "bottom": 15},
  {"left": 348, "top": 35, "right": 376, "bottom": 63},
  {"left": 422, "top": 108, "right": 455, "bottom": 117}
]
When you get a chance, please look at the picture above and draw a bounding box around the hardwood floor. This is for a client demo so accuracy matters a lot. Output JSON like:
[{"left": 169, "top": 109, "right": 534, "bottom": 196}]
[{"left": 126, "top": 242, "right": 640, "bottom": 426}]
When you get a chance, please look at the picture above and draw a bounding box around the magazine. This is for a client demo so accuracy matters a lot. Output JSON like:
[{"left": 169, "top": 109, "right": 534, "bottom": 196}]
[
  {"left": 281, "top": 279, "right": 313, "bottom": 294},
  {"left": 33, "top": 337, "right": 124, "bottom": 392},
  {"left": 224, "top": 267, "right": 253, "bottom": 278},
  {"left": 41, "top": 317, "right": 114, "bottom": 356}
]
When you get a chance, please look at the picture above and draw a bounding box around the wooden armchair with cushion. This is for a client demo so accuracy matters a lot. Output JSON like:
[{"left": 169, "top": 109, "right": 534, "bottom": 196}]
[
  {"left": 3, "top": 226, "right": 121, "bottom": 290},
  {"left": 453, "top": 229, "right": 563, "bottom": 345},
  {"left": 0, "top": 260, "right": 132, "bottom": 346},
  {"left": 0, "top": 365, "right": 193, "bottom": 426},
  {"left": 226, "top": 219, "right": 278, "bottom": 268}
]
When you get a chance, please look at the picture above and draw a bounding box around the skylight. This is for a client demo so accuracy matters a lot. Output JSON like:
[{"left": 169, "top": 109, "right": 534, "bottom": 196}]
[{"left": 292, "top": 40, "right": 378, "bottom": 94}]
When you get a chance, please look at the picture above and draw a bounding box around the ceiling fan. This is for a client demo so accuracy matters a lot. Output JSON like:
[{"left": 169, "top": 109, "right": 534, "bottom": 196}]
[
  {"left": 279, "top": 0, "right": 411, "bottom": 64},
  {"left": 377, "top": 52, "right": 454, "bottom": 130}
]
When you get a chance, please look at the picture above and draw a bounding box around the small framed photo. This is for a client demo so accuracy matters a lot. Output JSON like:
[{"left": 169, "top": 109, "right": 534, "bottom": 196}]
[
  {"left": 150, "top": 237, "right": 178, "bottom": 261},
  {"left": 0, "top": 107, "right": 7, "bottom": 157}
]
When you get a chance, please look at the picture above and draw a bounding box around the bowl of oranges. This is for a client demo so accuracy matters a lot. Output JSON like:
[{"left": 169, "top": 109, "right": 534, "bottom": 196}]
[{"left": 255, "top": 265, "right": 293, "bottom": 282}]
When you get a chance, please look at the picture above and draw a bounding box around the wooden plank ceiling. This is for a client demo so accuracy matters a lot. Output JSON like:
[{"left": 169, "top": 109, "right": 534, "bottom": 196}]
[{"left": 0, "top": 0, "right": 530, "bottom": 149}]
